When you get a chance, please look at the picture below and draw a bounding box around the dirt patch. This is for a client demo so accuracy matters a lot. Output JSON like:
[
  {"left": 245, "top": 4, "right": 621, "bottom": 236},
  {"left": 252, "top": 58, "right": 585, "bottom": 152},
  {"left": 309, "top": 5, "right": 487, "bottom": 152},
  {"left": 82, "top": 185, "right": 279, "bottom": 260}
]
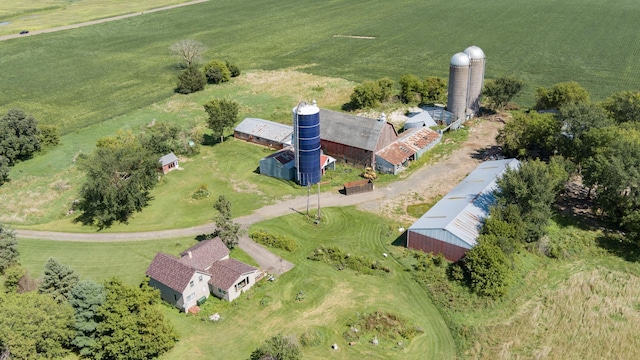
[{"left": 373, "top": 117, "right": 504, "bottom": 223}]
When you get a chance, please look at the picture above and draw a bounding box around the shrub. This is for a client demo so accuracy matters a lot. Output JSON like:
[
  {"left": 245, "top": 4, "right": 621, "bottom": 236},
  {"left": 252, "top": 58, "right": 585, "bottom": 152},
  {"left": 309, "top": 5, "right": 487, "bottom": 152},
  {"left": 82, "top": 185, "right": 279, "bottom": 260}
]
[
  {"left": 461, "top": 238, "right": 513, "bottom": 298},
  {"left": 204, "top": 60, "right": 231, "bottom": 84},
  {"left": 225, "top": 61, "right": 241, "bottom": 77},
  {"left": 308, "top": 246, "right": 391, "bottom": 275},
  {"left": 399, "top": 74, "right": 423, "bottom": 103},
  {"left": 38, "top": 125, "right": 60, "bottom": 149},
  {"left": 192, "top": 184, "right": 210, "bottom": 200},
  {"left": 349, "top": 78, "right": 395, "bottom": 109},
  {"left": 250, "top": 231, "right": 298, "bottom": 252}
]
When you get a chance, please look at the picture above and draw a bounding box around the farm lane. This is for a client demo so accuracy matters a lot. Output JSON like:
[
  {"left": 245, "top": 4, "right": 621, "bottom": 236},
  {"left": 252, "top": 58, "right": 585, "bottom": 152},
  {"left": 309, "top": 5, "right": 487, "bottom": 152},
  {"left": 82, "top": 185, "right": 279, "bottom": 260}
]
[
  {"left": 0, "top": 0, "right": 209, "bottom": 42},
  {"left": 15, "top": 118, "right": 502, "bottom": 275}
]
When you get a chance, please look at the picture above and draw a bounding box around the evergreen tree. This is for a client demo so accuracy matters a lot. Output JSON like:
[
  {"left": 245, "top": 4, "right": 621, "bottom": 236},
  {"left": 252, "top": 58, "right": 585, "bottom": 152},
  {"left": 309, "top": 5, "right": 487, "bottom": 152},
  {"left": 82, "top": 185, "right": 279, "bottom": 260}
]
[
  {"left": 69, "top": 280, "right": 106, "bottom": 357},
  {"left": 39, "top": 257, "right": 80, "bottom": 304},
  {"left": 0, "top": 224, "right": 19, "bottom": 274},
  {"left": 176, "top": 65, "right": 206, "bottom": 94}
]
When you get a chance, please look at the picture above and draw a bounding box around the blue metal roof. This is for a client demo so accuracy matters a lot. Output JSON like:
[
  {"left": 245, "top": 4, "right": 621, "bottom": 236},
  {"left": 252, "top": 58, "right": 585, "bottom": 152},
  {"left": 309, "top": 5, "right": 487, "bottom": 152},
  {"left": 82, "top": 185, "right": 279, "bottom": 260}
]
[{"left": 408, "top": 158, "right": 520, "bottom": 248}]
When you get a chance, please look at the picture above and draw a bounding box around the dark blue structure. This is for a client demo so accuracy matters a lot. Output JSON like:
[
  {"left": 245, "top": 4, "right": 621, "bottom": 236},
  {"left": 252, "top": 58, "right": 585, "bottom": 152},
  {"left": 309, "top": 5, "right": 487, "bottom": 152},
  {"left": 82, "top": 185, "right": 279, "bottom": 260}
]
[{"left": 293, "top": 102, "right": 321, "bottom": 186}]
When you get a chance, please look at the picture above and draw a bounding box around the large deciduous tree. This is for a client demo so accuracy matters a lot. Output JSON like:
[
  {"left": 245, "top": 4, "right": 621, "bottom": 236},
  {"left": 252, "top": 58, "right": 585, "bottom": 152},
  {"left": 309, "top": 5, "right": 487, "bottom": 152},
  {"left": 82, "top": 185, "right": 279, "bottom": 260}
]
[
  {"left": 421, "top": 76, "right": 447, "bottom": 104},
  {"left": 0, "top": 108, "right": 41, "bottom": 166},
  {"left": 204, "top": 98, "right": 239, "bottom": 143},
  {"left": 495, "top": 159, "right": 568, "bottom": 242},
  {"left": 601, "top": 90, "right": 640, "bottom": 124},
  {"left": 482, "top": 76, "right": 524, "bottom": 111},
  {"left": 0, "top": 291, "right": 74, "bottom": 360},
  {"left": 497, "top": 111, "right": 560, "bottom": 159},
  {"left": 39, "top": 257, "right": 80, "bottom": 304},
  {"left": 75, "top": 137, "right": 159, "bottom": 229},
  {"left": 582, "top": 124, "right": 640, "bottom": 240},
  {"left": 461, "top": 237, "right": 513, "bottom": 298},
  {"left": 0, "top": 224, "right": 18, "bottom": 274},
  {"left": 169, "top": 39, "right": 206, "bottom": 68},
  {"left": 93, "top": 279, "right": 177, "bottom": 360},
  {"left": 214, "top": 195, "right": 241, "bottom": 250},
  {"left": 69, "top": 280, "right": 106, "bottom": 357},
  {"left": 399, "top": 74, "right": 423, "bottom": 104},
  {"left": 557, "top": 102, "right": 612, "bottom": 163},
  {"left": 534, "top": 81, "right": 590, "bottom": 110}
]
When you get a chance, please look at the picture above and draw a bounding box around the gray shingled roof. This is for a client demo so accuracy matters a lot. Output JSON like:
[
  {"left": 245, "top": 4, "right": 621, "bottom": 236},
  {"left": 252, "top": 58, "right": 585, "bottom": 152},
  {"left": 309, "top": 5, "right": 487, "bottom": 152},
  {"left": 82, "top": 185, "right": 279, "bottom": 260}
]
[
  {"left": 146, "top": 253, "right": 197, "bottom": 293},
  {"left": 207, "top": 258, "right": 257, "bottom": 290},
  {"left": 234, "top": 118, "right": 293, "bottom": 145},
  {"left": 179, "top": 238, "right": 230, "bottom": 271},
  {"left": 159, "top": 152, "right": 178, "bottom": 167},
  {"left": 319, "top": 109, "right": 386, "bottom": 151}
]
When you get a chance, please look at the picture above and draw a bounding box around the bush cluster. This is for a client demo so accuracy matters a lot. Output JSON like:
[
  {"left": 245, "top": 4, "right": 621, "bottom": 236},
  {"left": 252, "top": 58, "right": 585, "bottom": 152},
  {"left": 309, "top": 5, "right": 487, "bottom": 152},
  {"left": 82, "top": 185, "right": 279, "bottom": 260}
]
[
  {"left": 307, "top": 246, "right": 391, "bottom": 275},
  {"left": 342, "top": 310, "right": 423, "bottom": 345},
  {"left": 250, "top": 231, "right": 298, "bottom": 252}
]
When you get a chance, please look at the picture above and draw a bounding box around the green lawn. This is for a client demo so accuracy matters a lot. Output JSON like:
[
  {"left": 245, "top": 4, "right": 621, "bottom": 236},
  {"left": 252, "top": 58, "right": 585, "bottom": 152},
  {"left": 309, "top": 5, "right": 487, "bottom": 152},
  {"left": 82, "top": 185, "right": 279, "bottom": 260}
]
[
  {"left": 1, "top": 0, "right": 639, "bottom": 135},
  {"left": 16, "top": 207, "right": 456, "bottom": 359}
]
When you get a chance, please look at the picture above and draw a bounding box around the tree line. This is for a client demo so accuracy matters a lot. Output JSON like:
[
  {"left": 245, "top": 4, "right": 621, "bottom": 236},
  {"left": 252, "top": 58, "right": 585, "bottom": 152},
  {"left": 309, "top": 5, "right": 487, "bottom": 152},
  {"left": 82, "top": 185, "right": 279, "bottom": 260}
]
[{"left": 0, "top": 225, "right": 177, "bottom": 359}]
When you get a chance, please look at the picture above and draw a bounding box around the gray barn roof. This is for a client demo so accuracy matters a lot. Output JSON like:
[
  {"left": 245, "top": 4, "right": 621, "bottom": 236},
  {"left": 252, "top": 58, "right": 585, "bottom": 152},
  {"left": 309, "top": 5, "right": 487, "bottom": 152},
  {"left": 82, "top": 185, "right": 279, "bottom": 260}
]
[
  {"left": 408, "top": 159, "right": 520, "bottom": 249},
  {"left": 235, "top": 118, "right": 293, "bottom": 145},
  {"left": 319, "top": 109, "right": 386, "bottom": 151}
]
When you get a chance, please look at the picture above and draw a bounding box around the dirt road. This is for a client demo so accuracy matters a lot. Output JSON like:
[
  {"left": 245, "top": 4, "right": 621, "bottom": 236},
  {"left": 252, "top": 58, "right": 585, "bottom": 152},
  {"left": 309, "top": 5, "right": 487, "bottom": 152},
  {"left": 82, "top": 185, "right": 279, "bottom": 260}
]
[
  {"left": 0, "top": 0, "right": 209, "bottom": 42},
  {"left": 15, "top": 118, "right": 503, "bottom": 274}
]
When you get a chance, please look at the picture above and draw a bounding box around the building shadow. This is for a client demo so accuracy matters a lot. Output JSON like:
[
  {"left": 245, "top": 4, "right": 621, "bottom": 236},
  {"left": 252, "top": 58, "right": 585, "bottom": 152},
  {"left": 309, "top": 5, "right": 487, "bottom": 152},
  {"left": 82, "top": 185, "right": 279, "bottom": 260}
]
[{"left": 391, "top": 231, "right": 407, "bottom": 247}]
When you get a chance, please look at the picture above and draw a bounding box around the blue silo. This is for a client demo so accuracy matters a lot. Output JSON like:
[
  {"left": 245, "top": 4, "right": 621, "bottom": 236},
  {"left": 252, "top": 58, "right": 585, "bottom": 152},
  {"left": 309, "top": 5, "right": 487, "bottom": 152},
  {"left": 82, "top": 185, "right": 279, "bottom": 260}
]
[{"left": 293, "top": 101, "right": 321, "bottom": 186}]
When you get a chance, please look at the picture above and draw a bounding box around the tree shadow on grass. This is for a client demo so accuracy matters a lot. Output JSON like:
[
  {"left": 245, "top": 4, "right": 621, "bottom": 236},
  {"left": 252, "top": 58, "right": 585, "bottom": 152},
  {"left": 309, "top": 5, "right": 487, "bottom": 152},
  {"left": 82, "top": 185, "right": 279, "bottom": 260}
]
[{"left": 596, "top": 232, "right": 640, "bottom": 262}]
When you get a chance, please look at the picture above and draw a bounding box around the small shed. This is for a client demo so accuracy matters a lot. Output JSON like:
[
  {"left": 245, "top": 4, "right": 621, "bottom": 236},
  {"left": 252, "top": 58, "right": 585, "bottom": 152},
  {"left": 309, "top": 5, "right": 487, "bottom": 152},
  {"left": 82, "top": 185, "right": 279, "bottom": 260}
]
[
  {"left": 159, "top": 152, "right": 179, "bottom": 174},
  {"left": 343, "top": 179, "right": 374, "bottom": 195},
  {"left": 375, "top": 127, "right": 441, "bottom": 175},
  {"left": 259, "top": 149, "right": 296, "bottom": 181},
  {"left": 404, "top": 111, "right": 437, "bottom": 131},
  {"left": 234, "top": 118, "right": 293, "bottom": 149}
]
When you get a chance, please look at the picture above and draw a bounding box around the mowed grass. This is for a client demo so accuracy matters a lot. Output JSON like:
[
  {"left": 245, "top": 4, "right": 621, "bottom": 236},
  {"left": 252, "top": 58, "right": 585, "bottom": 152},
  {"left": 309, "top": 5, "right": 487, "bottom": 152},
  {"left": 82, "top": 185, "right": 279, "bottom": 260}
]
[
  {"left": 0, "top": 0, "right": 197, "bottom": 36},
  {"left": 0, "top": 69, "right": 355, "bottom": 231},
  {"left": 15, "top": 207, "right": 456, "bottom": 359},
  {"left": 162, "top": 207, "right": 455, "bottom": 359},
  {"left": 1, "top": 0, "right": 639, "bottom": 135}
]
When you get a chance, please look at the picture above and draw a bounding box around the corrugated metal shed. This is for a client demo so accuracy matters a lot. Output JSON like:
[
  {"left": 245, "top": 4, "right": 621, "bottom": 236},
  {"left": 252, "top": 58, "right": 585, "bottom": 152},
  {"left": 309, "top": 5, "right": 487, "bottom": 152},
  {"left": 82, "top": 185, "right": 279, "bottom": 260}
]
[
  {"left": 319, "top": 109, "right": 386, "bottom": 151},
  {"left": 259, "top": 149, "right": 296, "bottom": 181},
  {"left": 408, "top": 158, "right": 520, "bottom": 249},
  {"left": 375, "top": 127, "right": 441, "bottom": 174},
  {"left": 404, "top": 111, "right": 437, "bottom": 130},
  {"left": 234, "top": 118, "right": 293, "bottom": 146}
]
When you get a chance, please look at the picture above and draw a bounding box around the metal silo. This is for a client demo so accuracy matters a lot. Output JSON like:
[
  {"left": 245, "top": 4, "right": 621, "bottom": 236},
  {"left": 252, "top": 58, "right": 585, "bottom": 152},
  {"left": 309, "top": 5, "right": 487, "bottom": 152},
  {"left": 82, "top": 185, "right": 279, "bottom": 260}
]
[
  {"left": 447, "top": 52, "right": 471, "bottom": 122},
  {"left": 293, "top": 101, "right": 321, "bottom": 186},
  {"left": 463, "top": 46, "right": 486, "bottom": 115}
]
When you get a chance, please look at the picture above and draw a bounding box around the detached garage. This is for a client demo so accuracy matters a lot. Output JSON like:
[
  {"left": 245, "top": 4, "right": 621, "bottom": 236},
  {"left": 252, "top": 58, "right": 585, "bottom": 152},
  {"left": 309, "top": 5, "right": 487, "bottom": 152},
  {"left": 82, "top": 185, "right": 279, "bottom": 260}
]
[{"left": 407, "top": 158, "right": 520, "bottom": 261}]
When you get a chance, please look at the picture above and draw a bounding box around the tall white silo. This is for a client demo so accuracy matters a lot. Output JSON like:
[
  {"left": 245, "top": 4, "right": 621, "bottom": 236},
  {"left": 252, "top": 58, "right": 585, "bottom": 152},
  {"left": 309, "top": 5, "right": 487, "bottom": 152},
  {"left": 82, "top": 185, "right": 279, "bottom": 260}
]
[
  {"left": 463, "top": 46, "right": 486, "bottom": 115},
  {"left": 447, "top": 52, "right": 471, "bottom": 122}
]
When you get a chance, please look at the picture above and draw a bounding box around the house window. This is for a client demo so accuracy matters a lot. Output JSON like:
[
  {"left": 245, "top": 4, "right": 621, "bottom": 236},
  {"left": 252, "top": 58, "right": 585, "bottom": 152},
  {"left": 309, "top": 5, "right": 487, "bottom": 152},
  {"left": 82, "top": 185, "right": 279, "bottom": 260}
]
[
  {"left": 198, "top": 275, "right": 203, "bottom": 282},
  {"left": 174, "top": 294, "right": 177, "bottom": 301},
  {"left": 190, "top": 280, "right": 194, "bottom": 287},
  {"left": 218, "top": 288, "right": 227, "bottom": 295},
  {"left": 186, "top": 293, "right": 196, "bottom": 302}
]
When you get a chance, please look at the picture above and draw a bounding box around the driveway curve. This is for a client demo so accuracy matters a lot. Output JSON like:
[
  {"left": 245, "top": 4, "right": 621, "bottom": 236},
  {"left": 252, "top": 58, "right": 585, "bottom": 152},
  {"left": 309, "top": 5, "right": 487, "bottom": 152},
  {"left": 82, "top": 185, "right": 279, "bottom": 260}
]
[{"left": 15, "top": 118, "right": 502, "bottom": 275}]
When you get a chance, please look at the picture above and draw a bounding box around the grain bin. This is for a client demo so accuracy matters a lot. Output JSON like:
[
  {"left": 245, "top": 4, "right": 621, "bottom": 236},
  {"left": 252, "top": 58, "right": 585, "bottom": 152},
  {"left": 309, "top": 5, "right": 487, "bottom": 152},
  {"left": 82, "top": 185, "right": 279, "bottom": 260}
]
[
  {"left": 293, "top": 101, "right": 321, "bottom": 186},
  {"left": 446, "top": 52, "right": 471, "bottom": 122},
  {"left": 463, "top": 46, "right": 486, "bottom": 115}
]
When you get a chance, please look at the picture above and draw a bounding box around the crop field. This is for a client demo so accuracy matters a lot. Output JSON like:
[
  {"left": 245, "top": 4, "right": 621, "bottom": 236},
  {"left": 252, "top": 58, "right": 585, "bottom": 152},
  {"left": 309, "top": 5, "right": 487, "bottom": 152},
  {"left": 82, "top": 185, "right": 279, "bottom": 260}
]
[
  {"left": 0, "top": 0, "right": 197, "bottom": 36},
  {"left": 1, "top": 0, "right": 639, "bottom": 135},
  {"left": 16, "top": 207, "right": 456, "bottom": 359}
]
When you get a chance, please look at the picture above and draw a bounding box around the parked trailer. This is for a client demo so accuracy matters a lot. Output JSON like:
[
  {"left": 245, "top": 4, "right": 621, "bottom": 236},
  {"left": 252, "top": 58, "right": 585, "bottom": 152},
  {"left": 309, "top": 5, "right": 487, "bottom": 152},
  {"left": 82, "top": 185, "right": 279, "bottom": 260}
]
[{"left": 343, "top": 179, "right": 374, "bottom": 195}]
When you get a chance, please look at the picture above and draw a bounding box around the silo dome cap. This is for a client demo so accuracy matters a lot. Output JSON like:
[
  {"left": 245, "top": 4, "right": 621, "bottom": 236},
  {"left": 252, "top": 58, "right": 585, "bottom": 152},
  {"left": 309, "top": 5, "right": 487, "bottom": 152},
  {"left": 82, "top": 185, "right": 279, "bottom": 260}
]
[
  {"left": 450, "top": 52, "right": 470, "bottom": 66},
  {"left": 463, "top": 46, "right": 485, "bottom": 60}
]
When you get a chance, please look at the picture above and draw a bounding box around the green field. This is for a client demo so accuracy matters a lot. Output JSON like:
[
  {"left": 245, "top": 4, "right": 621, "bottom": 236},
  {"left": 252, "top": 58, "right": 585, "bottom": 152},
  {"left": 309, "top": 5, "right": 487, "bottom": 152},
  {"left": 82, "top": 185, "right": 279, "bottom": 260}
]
[
  {"left": 0, "top": 0, "right": 197, "bottom": 36},
  {"left": 17, "top": 207, "right": 457, "bottom": 359},
  {"left": 1, "top": 0, "right": 639, "bottom": 135}
]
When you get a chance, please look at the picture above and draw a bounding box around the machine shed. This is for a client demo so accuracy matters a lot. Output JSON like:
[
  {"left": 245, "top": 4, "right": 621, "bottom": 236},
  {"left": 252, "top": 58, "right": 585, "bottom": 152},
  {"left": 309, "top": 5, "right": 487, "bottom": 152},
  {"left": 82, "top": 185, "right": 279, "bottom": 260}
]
[
  {"left": 234, "top": 118, "right": 293, "bottom": 149},
  {"left": 407, "top": 158, "right": 520, "bottom": 261},
  {"left": 259, "top": 149, "right": 296, "bottom": 181}
]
